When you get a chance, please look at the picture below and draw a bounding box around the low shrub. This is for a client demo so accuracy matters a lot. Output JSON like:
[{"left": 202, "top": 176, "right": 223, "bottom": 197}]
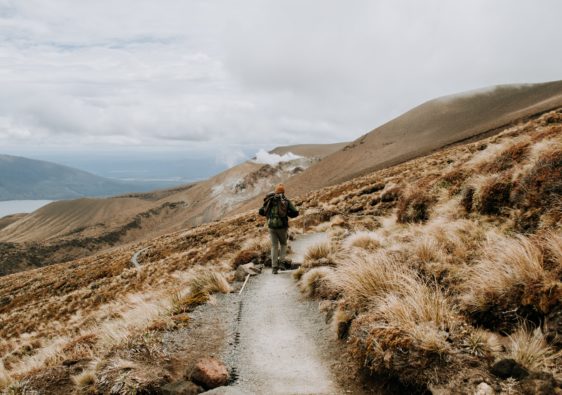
[
  {"left": 397, "top": 191, "right": 434, "bottom": 223},
  {"left": 474, "top": 174, "right": 511, "bottom": 215},
  {"left": 477, "top": 140, "right": 530, "bottom": 173}
]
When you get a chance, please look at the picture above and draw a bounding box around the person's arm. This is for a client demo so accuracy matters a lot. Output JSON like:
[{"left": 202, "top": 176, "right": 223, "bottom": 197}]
[{"left": 287, "top": 200, "right": 299, "bottom": 218}]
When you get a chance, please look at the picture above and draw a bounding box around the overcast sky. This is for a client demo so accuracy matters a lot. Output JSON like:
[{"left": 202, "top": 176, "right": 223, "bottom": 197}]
[{"left": 0, "top": 0, "right": 561, "bottom": 166}]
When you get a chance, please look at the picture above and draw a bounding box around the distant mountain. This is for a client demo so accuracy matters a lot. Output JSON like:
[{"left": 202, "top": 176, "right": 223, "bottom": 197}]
[
  {"left": 281, "top": 80, "right": 562, "bottom": 196},
  {"left": 0, "top": 154, "right": 158, "bottom": 200}
]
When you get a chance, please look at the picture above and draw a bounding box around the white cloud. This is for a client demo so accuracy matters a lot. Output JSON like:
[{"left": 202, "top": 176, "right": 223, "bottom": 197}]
[{"left": 0, "top": 0, "right": 560, "bottom": 152}]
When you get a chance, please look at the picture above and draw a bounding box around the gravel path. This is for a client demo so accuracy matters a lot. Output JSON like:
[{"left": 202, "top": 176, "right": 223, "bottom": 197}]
[
  {"left": 213, "top": 232, "right": 340, "bottom": 394},
  {"left": 230, "top": 269, "right": 341, "bottom": 394}
]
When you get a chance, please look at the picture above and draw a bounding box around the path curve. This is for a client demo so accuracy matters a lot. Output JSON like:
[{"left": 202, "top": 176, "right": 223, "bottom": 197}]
[{"left": 130, "top": 247, "right": 149, "bottom": 269}]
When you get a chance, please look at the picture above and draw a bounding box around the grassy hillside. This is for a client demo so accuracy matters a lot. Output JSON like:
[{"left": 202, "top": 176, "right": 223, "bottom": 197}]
[
  {"left": 0, "top": 108, "right": 559, "bottom": 394},
  {"left": 283, "top": 80, "right": 562, "bottom": 197},
  {"left": 0, "top": 147, "right": 333, "bottom": 275}
]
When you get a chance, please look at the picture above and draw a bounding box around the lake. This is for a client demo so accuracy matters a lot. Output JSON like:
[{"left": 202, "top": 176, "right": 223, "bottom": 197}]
[{"left": 0, "top": 200, "right": 54, "bottom": 218}]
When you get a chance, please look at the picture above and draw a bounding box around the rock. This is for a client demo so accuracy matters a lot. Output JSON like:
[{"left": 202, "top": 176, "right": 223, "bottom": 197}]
[
  {"left": 235, "top": 263, "right": 260, "bottom": 282},
  {"left": 474, "top": 382, "right": 494, "bottom": 395},
  {"left": 490, "top": 359, "right": 529, "bottom": 379},
  {"left": 162, "top": 381, "right": 204, "bottom": 395},
  {"left": 190, "top": 357, "right": 230, "bottom": 390}
]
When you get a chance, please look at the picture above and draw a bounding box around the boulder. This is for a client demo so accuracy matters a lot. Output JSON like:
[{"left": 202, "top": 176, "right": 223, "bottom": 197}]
[
  {"left": 190, "top": 357, "right": 230, "bottom": 390},
  {"left": 234, "top": 263, "right": 260, "bottom": 282},
  {"left": 490, "top": 359, "right": 529, "bottom": 379}
]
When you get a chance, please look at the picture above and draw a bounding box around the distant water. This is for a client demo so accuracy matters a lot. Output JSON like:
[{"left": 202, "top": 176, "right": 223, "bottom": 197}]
[{"left": 0, "top": 200, "right": 53, "bottom": 218}]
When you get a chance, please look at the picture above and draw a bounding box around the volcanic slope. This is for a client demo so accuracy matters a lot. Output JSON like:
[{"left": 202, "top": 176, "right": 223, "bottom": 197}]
[
  {"left": 281, "top": 80, "right": 562, "bottom": 197},
  {"left": 0, "top": 144, "right": 340, "bottom": 275},
  {"left": 0, "top": 108, "right": 559, "bottom": 394}
]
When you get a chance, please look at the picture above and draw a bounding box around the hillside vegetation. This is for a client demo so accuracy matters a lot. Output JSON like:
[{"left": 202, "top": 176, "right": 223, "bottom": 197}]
[{"left": 0, "top": 108, "right": 559, "bottom": 393}]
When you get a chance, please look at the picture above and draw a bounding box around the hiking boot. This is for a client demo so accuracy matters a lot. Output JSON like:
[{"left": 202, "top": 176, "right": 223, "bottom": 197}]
[
  {"left": 272, "top": 267, "right": 278, "bottom": 274},
  {"left": 280, "top": 260, "right": 291, "bottom": 271}
]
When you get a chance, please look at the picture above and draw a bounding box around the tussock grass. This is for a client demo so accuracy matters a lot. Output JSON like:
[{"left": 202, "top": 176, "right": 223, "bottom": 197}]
[
  {"left": 332, "top": 252, "right": 418, "bottom": 308},
  {"left": 411, "top": 236, "right": 445, "bottom": 263},
  {"left": 189, "top": 270, "right": 231, "bottom": 295},
  {"left": 508, "top": 326, "right": 561, "bottom": 373},
  {"left": 460, "top": 234, "right": 545, "bottom": 313},
  {"left": 544, "top": 232, "right": 562, "bottom": 270},
  {"left": 0, "top": 361, "right": 12, "bottom": 390},
  {"left": 300, "top": 267, "right": 333, "bottom": 298},
  {"left": 371, "top": 282, "right": 458, "bottom": 336},
  {"left": 462, "top": 329, "right": 502, "bottom": 357},
  {"left": 303, "top": 240, "right": 333, "bottom": 267},
  {"left": 72, "top": 368, "right": 96, "bottom": 389},
  {"left": 344, "top": 231, "right": 382, "bottom": 252}
]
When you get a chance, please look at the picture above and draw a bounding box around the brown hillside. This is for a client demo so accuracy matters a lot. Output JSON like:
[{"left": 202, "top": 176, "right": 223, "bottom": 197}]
[
  {"left": 283, "top": 80, "right": 562, "bottom": 197},
  {"left": 0, "top": 108, "right": 559, "bottom": 394}
]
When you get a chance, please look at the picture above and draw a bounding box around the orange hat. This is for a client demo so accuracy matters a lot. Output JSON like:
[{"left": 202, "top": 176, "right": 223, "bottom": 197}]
[{"left": 275, "top": 183, "right": 285, "bottom": 194}]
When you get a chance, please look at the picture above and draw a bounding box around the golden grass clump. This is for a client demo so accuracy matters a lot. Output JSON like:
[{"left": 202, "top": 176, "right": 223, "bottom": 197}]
[
  {"left": 396, "top": 190, "right": 434, "bottom": 223},
  {"left": 462, "top": 328, "right": 502, "bottom": 358},
  {"left": 507, "top": 326, "right": 561, "bottom": 373},
  {"left": 299, "top": 267, "right": 334, "bottom": 298},
  {"left": 0, "top": 361, "right": 12, "bottom": 391},
  {"left": 332, "top": 252, "right": 418, "bottom": 309},
  {"left": 71, "top": 368, "right": 97, "bottom": 390},
  {"left": 189, "top": 270, "right": 231, "bottom": 295},
  {"left": 344, "top": 231, "right": 381, "bottom": 252},
  {"left": 460, "top": 235, "right": 546, "bottom": 314},
  {"left": 370, "top": 282, "right": 458, "bottom": 353},
  {"left": 303, "top": 240, "right": 335, "bottom": 268},
  {"left": 411, "top": 235, "right": 446, "bottom": 264}
]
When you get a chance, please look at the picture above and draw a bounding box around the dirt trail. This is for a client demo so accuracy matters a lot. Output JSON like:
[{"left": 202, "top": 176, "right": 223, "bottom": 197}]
[
  {"left": 211, "top": 233, "right": 350, "bottom": 394},
  {"left": 229, "top": 271, "right": 340, "bottom": 394}
]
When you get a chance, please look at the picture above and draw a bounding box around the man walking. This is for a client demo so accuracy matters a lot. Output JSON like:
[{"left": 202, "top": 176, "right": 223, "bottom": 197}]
[{"left": 259, "top": 183, "right": 299, "bottom": 274}]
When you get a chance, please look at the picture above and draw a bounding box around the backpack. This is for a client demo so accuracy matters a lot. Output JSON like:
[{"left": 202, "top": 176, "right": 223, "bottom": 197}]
[{"left": 264, "top": 194, "right": 289, "bottom": 228}]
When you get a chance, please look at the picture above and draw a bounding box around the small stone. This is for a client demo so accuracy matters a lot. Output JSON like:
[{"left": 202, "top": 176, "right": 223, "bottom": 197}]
[
  {"left": 190, "top": 357, "right": 230, "bottom": 390},
  {"left": 474, "top": 382, "right": 494, "bottom": 395}
]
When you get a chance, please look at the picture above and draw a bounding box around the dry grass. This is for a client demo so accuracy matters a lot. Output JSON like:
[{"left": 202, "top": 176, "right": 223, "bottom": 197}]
[
  {"left": 0, "top": 361, "right": 12, "bottom": 390},
  {"left": 462, "top": 328, "right": 502, "bottom": 358},
  {"left": 71, "top": 368, "right": 96, "bottom": 390},
  {"left": 397, "top": 190, "right": 434, "bottom": 223},
  {"left": 303, "top": 240, "right": 334, "bottom": 268},
  {"left": 460, "top": 234, "right": 546, "bottom": 313},
  {"left": 370, "top": 282, "right": 458, "bottom": 353},
  {"left": 299, "top": 267, "right": 333, "bottom": 298},
  {"left": 189, "top": 270, "right": 231, "bottom": 295},
  {"left": 332, "top": 252, "right": 418, "bottom": 309},
  {"left": 507, "top": 326, "right": 561, "bottom": 373},
  {"left": 411, "top": 235, "right": 446, "bottom": 264},
  {"left": 344, "top": 231, "right": 381, "bottom": 252}
]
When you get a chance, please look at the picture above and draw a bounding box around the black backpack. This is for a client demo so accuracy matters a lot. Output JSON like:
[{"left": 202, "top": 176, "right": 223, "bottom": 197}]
[{"left": 264, "top": 194, "right": 289, "bottom": 228}]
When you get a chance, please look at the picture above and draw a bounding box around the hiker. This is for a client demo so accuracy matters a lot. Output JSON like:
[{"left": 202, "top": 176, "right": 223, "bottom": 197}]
[{"left": 258, "top": 183, "right": 299, "bottom": 274}]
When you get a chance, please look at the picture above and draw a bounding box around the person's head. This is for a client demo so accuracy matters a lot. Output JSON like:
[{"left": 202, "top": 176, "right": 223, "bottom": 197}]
[{"left": 275, "top": 183, "right": 285, "bottom": 194}]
